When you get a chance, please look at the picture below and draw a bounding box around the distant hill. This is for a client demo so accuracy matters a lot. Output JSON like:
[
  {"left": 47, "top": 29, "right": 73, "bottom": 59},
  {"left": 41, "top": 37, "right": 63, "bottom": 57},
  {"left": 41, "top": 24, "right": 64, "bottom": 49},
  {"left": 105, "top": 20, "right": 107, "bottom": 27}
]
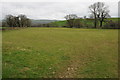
[
  {"left": 0, "top": 19, "right": 60, "bottom": 27},
  {"left": 31, "top": 19, "right": 59, "bottom": 26}
]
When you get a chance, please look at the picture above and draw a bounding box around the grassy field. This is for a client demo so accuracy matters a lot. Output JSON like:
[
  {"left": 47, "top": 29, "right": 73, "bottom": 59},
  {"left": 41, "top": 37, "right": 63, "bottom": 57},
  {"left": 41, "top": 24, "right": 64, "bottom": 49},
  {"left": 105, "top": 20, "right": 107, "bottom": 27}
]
[{"left": 2, "top": 27, "right": 118, "bottom": 78}]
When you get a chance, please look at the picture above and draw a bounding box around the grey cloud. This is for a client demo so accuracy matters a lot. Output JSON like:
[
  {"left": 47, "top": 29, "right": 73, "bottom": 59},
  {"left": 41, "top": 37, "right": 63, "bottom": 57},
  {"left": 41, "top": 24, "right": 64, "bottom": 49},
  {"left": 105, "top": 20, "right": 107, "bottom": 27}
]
[{"left": 1, "top": 2, "right": 119, "bottom": 20}]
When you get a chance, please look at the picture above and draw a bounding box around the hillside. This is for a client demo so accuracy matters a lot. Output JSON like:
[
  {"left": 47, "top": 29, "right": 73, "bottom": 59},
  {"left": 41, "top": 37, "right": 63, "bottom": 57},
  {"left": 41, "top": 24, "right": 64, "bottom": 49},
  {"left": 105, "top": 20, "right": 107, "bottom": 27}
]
[{"left": 50, "top": 18, "right": 119, "bottom": 27}]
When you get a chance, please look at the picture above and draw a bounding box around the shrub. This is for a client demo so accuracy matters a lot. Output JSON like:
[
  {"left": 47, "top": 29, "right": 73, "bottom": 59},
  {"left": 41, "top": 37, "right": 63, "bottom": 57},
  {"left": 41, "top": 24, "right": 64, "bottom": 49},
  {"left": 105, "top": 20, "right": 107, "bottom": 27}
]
[{"left": 103, "top": 20, "right": 119, "bottom": 29}]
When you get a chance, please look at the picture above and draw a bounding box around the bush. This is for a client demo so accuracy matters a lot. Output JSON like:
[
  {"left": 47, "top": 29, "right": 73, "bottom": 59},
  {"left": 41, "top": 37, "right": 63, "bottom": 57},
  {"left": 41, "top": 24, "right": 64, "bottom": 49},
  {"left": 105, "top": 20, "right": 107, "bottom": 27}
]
[{"left": 103, "top": 20, "right": 119, "bottom": 29}]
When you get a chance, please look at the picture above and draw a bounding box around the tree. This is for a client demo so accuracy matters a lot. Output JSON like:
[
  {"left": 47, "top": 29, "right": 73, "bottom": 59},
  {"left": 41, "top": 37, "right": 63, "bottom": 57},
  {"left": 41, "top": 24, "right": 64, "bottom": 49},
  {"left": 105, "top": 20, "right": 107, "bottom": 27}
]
[
  {"left": 25, "top": 18, "right": 31, "bottom": 27},
  {"left": 5, "top": 15, "right": 15, "bottom": 27},
  {"left": 89, "top": 3, "right": 98, "bottom": 28},
  {"left": 89, "top": 2, "right": 110, "bottom": 28},
  {"left": 96, "top": 2, "right": 110, "bottom": 27},
  {"left": 18, "top": 14, "right": 27, "bottom": 27},
  {"left": 64, "top": 14, "right": 78, "bottom": 28},
  {"left": 13, "top": 16, "right": 20, "bottom": 27},
  {"left": 4, "top": 14, "right": 31, "bottom": 27}
]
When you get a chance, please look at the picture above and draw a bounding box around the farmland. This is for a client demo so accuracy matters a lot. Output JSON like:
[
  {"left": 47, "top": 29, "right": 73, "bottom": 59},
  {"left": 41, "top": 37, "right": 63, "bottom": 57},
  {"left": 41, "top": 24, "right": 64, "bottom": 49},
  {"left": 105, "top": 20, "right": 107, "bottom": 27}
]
[{"left": 2, "top": 28, "right": 118, "bottom": 78}]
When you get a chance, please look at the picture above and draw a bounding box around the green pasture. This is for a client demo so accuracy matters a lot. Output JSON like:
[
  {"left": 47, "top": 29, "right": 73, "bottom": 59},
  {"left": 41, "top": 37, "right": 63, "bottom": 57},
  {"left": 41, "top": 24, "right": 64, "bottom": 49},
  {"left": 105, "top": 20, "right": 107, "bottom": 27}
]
[{"left": 2, "top": 28, "right": 118, "bottom": 78}]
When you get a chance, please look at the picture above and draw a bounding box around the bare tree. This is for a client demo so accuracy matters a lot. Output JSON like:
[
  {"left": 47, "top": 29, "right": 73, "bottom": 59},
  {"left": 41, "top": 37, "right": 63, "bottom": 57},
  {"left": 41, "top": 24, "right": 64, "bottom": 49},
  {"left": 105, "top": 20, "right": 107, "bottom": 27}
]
[
  {"left": 64, "top": 14, "right": 78, "bottom": 28},
  {"left": 89, "top": 3, "right": 98, "bottom": 28},
  {"left": 5, "top": 15, "right": 14, "bottom": 27},
  {"left": 4, "top": 14, "right": 31, "bottom": 27},
  {"left": 18, "top": 14, "right": 31, "bottom": 27},
  {"left": 96, "top": 2, "right": 110, "bottom": 27},
  {"left": 89, "top": 2, "right": 110, "bottom": 28},
  {"left": 13, "top": 16, "right": 20, "bottom": 27},
  {"left": 18, "top": 14, "right": 27, "bottom": 27}
]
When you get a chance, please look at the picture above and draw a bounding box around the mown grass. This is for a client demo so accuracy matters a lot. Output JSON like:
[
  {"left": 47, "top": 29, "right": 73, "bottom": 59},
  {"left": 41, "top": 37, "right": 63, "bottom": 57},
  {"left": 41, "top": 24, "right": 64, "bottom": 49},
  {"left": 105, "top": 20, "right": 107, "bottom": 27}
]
[{"left": 2, "top": 27, "right": 118, "bottom": 78}]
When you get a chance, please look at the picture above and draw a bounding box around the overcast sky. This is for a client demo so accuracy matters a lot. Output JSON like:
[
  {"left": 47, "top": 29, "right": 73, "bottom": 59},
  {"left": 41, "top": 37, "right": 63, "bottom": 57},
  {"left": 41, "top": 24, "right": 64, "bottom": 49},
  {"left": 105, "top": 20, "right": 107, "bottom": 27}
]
[{"left": 0, "top": 0, "right": 119, "bottom": 20}]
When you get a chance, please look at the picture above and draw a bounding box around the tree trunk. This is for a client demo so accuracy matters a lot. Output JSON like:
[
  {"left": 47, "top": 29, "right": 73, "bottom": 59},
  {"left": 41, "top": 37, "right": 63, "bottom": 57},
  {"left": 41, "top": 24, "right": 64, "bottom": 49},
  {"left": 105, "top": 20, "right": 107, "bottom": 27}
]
[
  {"left": 94, "top": 14, "right": 97, "bottom": 28},
  {"left": 100, "top": 21, "right": 103, "bottom": 27},
  {"left": 94, "top": 18, "right": 97, "bottom": 28}
]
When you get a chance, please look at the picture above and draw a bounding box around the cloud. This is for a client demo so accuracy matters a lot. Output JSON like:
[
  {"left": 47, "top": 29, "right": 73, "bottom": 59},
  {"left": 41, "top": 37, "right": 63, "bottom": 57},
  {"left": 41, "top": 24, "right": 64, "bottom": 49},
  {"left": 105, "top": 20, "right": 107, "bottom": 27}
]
[
  {"left": 1, "top": 1, "right": 119, "bottom": 20},
  {"left": 1, "top": 0, "right": 119, "bottom": 2}
]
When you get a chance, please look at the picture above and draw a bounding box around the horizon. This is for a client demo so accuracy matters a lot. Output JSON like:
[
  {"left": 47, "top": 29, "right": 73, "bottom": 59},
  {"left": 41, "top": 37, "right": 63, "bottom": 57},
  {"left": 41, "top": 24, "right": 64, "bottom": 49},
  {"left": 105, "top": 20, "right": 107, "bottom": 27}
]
[{"left": 0, "top": 16, "right": 119, "bottom": 21}]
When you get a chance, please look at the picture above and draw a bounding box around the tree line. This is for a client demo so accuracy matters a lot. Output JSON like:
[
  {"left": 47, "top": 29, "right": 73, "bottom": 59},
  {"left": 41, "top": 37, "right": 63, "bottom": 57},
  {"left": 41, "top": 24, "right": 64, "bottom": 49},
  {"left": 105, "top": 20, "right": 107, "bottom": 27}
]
[{"left": 2, "top": 14, "right": 31, "bottom": 27}]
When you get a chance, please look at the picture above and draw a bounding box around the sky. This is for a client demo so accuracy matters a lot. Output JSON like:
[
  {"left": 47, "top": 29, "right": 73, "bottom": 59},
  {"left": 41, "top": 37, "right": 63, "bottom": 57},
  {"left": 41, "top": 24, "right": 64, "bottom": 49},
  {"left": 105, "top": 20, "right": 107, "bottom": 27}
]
[{"left": 0, "top": 0, "right": 119, "bottom": 20}]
